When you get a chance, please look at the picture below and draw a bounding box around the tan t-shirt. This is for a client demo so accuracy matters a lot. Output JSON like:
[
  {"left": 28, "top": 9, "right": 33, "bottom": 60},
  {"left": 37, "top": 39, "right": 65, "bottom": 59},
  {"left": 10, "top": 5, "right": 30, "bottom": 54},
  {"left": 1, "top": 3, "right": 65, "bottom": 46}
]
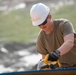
[{"left": 36, "top": 19, "right": 76, "bottom": 66}]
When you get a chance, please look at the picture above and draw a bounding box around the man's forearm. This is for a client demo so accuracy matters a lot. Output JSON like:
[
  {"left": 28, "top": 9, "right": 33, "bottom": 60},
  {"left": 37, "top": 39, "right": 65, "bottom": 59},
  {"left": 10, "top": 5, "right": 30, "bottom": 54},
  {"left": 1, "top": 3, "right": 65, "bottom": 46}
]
[{"left": 58, "top": 40, "right": 74, "bottom": 56}]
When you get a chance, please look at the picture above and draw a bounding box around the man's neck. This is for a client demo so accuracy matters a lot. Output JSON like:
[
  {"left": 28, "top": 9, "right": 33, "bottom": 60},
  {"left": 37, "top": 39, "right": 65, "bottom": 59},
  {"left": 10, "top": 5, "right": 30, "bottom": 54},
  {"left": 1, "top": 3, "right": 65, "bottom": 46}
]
[{"left": 45, "top": 22, "right": 54, "bottom": 34}]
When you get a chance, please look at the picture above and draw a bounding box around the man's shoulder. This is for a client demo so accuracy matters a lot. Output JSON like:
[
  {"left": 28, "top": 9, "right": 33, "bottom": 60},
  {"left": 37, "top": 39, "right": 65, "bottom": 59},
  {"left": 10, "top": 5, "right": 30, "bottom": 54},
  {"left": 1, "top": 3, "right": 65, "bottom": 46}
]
[
  {"left": 37, "top": 30, "right": 44, "bottom": 38},
  {"left": 37, "top": 30, "right": 45, "bottom": 43},
  {"left": 53, "top": 18, "right": 70, "bottom": 28},
  {"left": 53, "top": 18, "right": 69, "bottom": 23}
]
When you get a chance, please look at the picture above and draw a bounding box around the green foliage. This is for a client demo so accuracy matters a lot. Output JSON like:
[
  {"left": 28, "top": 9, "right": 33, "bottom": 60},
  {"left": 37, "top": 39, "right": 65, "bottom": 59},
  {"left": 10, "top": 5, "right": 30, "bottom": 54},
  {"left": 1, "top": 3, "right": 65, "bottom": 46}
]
[
  {"left": 0, "top": 9, "right": 40, "bottom": 42},
  {"left": 0, "top": 4, "right": 76, "bottom": 42}
]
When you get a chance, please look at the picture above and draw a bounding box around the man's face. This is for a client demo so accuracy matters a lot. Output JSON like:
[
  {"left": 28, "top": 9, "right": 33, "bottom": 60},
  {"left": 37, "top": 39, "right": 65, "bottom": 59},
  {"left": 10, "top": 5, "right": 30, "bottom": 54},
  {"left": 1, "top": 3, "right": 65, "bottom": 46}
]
[{"left": 38, "top": 15, "right": 53, "bottom": 33}]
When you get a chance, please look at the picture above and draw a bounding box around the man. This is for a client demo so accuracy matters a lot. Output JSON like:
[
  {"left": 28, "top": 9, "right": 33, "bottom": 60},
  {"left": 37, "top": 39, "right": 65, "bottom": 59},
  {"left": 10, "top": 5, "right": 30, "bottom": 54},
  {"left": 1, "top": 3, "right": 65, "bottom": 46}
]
[{"left": 30, "top": 3, "right": 76, "bottom": 68}]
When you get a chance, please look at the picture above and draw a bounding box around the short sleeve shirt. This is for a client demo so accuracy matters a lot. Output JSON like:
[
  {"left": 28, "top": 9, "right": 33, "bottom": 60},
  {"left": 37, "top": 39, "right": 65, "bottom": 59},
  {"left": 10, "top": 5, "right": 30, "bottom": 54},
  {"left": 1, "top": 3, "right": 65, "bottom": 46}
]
[{"left": 36, "top": 19, "right": 76, "bottom": 65}]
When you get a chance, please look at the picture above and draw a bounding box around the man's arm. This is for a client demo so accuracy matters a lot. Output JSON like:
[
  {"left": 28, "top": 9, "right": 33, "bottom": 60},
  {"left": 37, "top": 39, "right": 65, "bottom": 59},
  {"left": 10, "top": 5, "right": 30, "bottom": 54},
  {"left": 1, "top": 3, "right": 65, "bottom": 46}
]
[
  {"left": 58, "top": 33, "right": 74, "bottom": 56},
  {"left": 42, "top": 33, "right": 74, "bottom": 60},
  {"left": 42, "top": 55, "right": 46, "bottom": 59}
]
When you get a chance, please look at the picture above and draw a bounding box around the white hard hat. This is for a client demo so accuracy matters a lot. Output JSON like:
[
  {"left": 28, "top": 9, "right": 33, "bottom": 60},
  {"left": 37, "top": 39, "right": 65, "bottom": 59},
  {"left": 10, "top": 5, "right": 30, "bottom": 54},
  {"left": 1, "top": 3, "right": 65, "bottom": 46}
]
[{"left": 30, "top": 3, "right": 50, "bottom": 26}]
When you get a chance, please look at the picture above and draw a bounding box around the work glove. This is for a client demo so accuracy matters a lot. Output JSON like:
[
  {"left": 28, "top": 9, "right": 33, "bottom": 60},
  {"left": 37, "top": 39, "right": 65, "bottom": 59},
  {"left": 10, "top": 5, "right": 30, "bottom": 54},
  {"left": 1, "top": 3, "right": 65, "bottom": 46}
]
[{"left": 48, "top": 50, "right": 60, "bottom": 61}]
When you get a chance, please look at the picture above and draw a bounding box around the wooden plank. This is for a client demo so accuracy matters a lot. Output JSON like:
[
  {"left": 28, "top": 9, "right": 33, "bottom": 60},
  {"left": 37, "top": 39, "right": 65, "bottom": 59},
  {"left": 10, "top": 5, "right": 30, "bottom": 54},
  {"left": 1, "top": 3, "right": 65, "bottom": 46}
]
[{"left": 1, "top": 68, "right": 76, "bottom": 75}]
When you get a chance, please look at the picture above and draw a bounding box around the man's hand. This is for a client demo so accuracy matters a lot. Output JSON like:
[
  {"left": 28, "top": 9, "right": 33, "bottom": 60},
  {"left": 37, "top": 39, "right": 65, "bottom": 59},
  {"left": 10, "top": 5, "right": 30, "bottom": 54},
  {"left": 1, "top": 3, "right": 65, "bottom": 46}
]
[{"left": 48, "top": 50, "right": 60, "bottom": 61}]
